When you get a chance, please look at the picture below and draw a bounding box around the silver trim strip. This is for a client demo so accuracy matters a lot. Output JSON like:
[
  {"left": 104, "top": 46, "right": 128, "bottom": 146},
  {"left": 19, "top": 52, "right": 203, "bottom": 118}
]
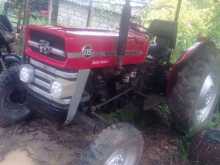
[
  {"left": 28, "top": 84, "right": 71, "bottom": 105},
  {"left": 67, "top": 50, "right": 143, "bottom": 59},
  {"left": 30, "top": 59, "right": 78, "bottom": 79},
  {"left": 28, "top": 40, "right": 142, "bottom": 59},
  {"left": 35, "top": 69, "right": 55, "bottom": 82},
  {"left": 34, "top": 78, "right": 51, "bottom": 89},
  {"left": 28, "top": 40, "right": 39, "bottom": 47},
  {"left": 51, "top": 48, "right": 65, "bottom": 57},
  {"left": 28, "top": 40, "right": 65, "bottom": 57},
  {"left": 67, "top": 52, "right": 81, "bottom": 58}
]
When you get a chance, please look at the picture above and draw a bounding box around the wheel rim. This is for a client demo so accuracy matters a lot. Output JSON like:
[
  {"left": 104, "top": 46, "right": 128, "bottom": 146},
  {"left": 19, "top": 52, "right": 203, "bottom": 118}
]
[
  {"left": 105, "top": 150, "right": 125, "bottom": 165},
  {"left": 104, "top": 146, "right": 138, "bottom": 165},
  {"left": 196, "top": 74, "right": 218, "bottom": 124}
]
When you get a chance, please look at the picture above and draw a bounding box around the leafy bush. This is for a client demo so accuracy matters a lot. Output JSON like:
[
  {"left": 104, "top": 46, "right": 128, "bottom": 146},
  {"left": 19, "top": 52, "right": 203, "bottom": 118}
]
[{"left": 140, "top": 0, "right": 220, "bottom": 60}]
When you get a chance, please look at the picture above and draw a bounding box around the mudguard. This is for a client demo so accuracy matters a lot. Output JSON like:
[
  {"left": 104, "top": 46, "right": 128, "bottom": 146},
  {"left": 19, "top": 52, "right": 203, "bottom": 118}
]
[
  {"left": 166, "top": 41, "right": 206, "bottom": 95},
  {"left": 3, "top": 54, "right": 22, "bottom": 67}
]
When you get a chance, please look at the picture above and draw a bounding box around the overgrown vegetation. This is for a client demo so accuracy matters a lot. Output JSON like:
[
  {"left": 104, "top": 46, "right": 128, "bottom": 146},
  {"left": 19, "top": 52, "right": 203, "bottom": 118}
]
[
  {"left": 0, "top": 0, "right": 49, "bottom": 26},
  {"left": 140, "top": 0, "right": 220, "bottom": 60}
]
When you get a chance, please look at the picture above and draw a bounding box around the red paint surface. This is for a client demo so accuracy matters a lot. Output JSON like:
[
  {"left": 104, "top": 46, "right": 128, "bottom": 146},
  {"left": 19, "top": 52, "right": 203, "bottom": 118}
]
[{"left": 24, "top": 25, "right": 149, "bottom": 70}]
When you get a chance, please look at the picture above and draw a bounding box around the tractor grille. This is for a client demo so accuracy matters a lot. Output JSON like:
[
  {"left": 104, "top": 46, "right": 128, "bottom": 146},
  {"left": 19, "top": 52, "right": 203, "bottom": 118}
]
[
  {"left": 28, "top": 30, "right": 66, "bottom": 61},
  {"left": 28, "top": 58, "right": 78, "bottom": 105}
]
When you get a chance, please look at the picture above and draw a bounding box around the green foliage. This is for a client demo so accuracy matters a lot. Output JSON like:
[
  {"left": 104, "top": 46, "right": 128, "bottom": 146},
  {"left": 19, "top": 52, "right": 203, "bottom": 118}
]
[
  {"left": 178, "top": 138, "right": 189, "bottom": 160},
  {"left": 208, "top": 111, "right": 220, "bottom": 128},
  {"left": 29, "top": 13, "right": 49, "bottom": 25},
  {"left": 0, "top": 0, "right": 5, "bottom": 14},
  {"left": 158, "top": 104, "right": 170, "bottom": 113},
  {"left": 207, "top": 1, "right": 220, "bottom": 47},
  {"left": 140, "top": 0, "right": 220, "bottom": 60}
]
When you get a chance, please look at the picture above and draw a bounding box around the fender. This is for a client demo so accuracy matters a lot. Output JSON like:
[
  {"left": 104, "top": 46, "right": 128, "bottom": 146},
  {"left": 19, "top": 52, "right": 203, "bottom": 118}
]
[
  {"left": 3, "top": 54, "right": 22, "bottom": 67},
  {"left": 166, "top": 41, "right": 205, "bottom": 95}
]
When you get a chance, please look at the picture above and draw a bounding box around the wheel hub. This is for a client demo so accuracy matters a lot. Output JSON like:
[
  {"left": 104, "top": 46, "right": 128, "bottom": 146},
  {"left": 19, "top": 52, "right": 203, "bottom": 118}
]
[
  {"left": 196, "top": 74, "right": 217, "bottom": 123},
  {"left": 105, "top": 150, "right": 125, "bottom": 165}
]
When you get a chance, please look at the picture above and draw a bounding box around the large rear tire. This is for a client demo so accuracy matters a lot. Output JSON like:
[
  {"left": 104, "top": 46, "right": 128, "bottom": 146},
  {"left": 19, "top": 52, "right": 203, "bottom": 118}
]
[
  {"left": 80, "top": 123, "right": 144, "bottom": 165},
  {"left": 0, "top": 66, "right": 30, "bottom": 127},
  {"left": 168, "top": 43, "right": 219, "bottom": 134}
]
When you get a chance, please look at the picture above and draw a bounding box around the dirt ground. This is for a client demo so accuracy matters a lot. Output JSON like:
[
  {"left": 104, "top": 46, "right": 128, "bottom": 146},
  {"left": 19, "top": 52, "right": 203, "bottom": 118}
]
[{"left": 0, "top": 113, "right": 189, "bottom": 165}]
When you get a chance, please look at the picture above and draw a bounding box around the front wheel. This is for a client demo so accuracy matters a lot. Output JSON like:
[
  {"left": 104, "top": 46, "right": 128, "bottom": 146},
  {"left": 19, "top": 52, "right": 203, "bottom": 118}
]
[
  {"left": 168, "top": 43, "right": 219, "bottom": 134},
  {"left": 80, "top": 123, "right": 144, "bottom": 165},
  {"left": 0, "top": 66, "right": 30, "bottom": 127}
]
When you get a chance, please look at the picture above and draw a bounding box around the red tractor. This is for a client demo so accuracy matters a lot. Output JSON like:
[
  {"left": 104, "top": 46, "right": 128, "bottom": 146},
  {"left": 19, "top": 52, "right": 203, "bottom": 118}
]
[{"left": 0, "top": 1, "right": 219, "bottom": 165}]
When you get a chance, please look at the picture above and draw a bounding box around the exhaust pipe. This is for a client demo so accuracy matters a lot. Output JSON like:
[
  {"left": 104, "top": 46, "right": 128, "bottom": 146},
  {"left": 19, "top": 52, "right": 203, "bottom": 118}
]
[{"left": 117, "top": 0, "right": 131, "bottom": 68}]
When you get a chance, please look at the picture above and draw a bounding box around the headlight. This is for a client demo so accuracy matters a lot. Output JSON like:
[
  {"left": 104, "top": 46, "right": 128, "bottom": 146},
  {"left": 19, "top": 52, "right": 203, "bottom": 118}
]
[
  {"left": 19, "top": 65, "right": 34, "bottom": 83},
  {"left": 51, "top": 81, "right": 63, "bottom": 99}
]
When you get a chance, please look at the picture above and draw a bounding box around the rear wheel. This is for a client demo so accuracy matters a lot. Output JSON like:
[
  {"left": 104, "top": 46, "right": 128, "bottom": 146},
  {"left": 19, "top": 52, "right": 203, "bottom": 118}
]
[
  {"left": 0, "top": 66, "right": 30, "bottom": 127},
  {"left": 168, "top": 43, "right": 219, "bottom": 134},
  {"left": 80, "top": 123, "right": 144, "bottom": 165}
]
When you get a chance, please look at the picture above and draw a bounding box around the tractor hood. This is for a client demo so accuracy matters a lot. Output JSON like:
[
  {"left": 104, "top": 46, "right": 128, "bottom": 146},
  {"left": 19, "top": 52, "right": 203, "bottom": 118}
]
[{"left": 24, "top": 25, "right": 149, "bottom": 70}]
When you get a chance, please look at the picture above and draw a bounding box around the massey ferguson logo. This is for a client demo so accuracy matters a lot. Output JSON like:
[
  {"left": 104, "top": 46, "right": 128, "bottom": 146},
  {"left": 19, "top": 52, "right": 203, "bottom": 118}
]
[
  {"left": 82, "top": 45, "right": 93, "bottom": 57},
  {"left": 39, "top": 40, "right": 51, "bottom": 55}
]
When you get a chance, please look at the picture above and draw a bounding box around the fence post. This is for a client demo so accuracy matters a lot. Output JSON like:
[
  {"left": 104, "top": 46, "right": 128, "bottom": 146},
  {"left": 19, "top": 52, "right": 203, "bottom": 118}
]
[
  {"left": 86, "top": 0, "right": 93, "bottom": 27},
  {"left": 23, "top": 0, "right": 30, "bottom": 25},
  {"left": 49, "top": 0, "right": 60, "bottom": 25},
  {"left": 3, "top": 1, "right": 10, "bottom": 15},
  {"left": 48, "top": 0, "right": 53, "bottom": 24},
  {"left": 17, "top": 4, "right": 23, "bottom": 32},
  {"left": 174, "top": 0, "right": 182, "bottom": 23}
]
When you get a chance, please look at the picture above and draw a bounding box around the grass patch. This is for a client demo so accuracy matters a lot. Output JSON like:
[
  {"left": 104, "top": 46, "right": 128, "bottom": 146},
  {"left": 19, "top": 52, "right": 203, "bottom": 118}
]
[
  {"left": 158, "top": 104, "right": 170, "bottom": 114},
  {"left": 178, "top": 138, "right": 189, "bottom": 160}
]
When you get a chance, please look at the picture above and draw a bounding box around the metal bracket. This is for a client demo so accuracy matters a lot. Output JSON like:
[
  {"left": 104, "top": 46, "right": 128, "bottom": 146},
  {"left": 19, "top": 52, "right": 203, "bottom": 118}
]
[{"left": 64, "top": 69, "right": 90, "bottom": 125}]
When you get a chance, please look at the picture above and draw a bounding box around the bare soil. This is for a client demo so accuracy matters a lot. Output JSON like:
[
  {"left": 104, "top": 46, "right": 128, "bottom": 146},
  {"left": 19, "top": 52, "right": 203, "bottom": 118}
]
[
  {"left": 0, "top": 114, "right": 189, "bottom": 165},
  {"left": 141, "top": 125, "right": 189, "bottom": 165}
]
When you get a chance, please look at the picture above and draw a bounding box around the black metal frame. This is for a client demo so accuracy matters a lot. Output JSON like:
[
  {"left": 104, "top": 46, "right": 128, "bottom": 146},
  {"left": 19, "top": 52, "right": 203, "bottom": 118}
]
[
  {"left": 175, "top": 0, "right": 182, "bottom": 23},
  {"left": 117, "top": 0, "right": 182, "bottom": 64}
]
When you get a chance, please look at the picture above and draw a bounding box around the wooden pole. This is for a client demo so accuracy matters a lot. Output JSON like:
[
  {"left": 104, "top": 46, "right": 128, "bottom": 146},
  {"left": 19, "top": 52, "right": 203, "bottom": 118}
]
[
  {"left": 174, "top": 0, "right": 182, "bottom": 23},
  {"left": 86, "top": 0, "right": 93, "bottom": 27},
  {"left": 51, "top": 0, "right": 60, "bottom": 25},
  {"left": 23, "top": 0, "right": 30, "bottom": 25},
  {"left": 3, "top": 1, "right": 10, "bottom": 15},
  {"left": 48, "top": 0, "right": 53, "bottom": 24}
]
